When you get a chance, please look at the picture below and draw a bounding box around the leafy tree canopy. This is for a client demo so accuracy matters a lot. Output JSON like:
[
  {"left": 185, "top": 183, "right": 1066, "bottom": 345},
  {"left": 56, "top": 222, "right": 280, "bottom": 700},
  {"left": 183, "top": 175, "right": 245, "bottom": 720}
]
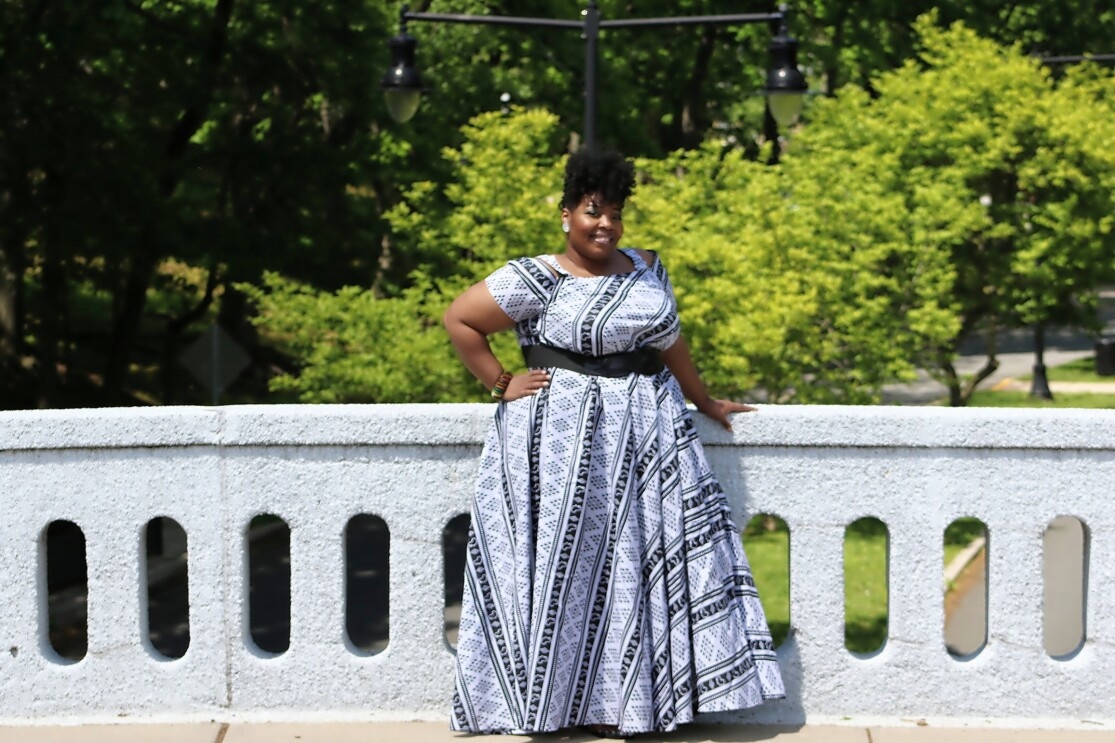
[
  {"left": 3, "top": 1, "right": 1114, "bottom": 408},
  {"left": 791, "top": 16, "right": 1115, "bottom": 404},
  {"left": 252, "top": 104, "right": 960, "bottom": 404}
]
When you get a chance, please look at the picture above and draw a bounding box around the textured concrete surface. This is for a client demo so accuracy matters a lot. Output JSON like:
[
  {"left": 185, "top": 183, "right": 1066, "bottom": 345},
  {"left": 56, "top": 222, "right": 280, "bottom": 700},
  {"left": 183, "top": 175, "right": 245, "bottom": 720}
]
[{"left": 2, "top": 405, "right": 1114, "bottom": 728}]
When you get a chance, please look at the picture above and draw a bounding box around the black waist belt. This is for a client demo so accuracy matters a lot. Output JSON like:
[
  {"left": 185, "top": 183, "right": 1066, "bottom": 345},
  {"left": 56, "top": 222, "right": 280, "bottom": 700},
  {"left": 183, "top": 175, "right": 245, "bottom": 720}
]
[{"left": 522, "top": 344, "right": 664, "bottom": 378}]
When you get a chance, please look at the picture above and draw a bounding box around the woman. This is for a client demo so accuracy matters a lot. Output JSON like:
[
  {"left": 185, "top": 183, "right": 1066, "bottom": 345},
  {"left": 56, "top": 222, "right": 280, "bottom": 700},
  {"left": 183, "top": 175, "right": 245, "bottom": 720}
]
[{"left": 443, "top": 148, "right": 784, "bottom": 737}]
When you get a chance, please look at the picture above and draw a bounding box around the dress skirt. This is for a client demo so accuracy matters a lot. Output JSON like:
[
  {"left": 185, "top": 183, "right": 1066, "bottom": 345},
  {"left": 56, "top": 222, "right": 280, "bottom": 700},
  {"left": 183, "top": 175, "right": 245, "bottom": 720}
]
[{"left": 450, "top": 368, "right": 784, "bottom": 734}]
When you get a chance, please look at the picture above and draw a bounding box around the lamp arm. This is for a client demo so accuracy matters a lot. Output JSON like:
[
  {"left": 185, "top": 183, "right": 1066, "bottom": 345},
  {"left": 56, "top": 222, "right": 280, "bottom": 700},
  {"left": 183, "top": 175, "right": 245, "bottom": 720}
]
[
  {"left": 387, "top": 3, "right": 808, "bottom": 143},
  {"left": 403, "top": 10, "right": 580, "bottom": 29}
]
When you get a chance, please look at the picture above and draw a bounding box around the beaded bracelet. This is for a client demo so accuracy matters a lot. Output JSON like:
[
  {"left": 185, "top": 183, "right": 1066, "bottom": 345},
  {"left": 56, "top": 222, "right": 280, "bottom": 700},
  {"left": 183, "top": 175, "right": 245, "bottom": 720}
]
[{"left": 490, "top": 371, "right": 513, "bottom": 400}]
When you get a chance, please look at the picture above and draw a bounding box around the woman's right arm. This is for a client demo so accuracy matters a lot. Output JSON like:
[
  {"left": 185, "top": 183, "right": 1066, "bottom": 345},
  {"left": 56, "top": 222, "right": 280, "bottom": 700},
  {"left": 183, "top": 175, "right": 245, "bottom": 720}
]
[{"left": 443, "top": 281, "right": 550, "bottom": 401}]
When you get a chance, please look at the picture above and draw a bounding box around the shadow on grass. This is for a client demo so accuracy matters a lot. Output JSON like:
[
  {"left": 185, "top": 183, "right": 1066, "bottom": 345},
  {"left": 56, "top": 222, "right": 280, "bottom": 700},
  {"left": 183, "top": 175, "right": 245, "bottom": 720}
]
[
  {"left": 768, "top": 620, "right": 790, "bottom": 647},
  {"left": 845, "top": 615, "right": 888, "bottom": 654}
]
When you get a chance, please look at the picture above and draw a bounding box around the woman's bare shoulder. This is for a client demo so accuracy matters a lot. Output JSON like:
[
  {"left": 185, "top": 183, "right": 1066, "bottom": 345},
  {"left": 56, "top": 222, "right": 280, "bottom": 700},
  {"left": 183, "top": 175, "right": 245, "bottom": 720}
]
[{"left": 632, "top": 248, "right": 658, "bottom": 267}]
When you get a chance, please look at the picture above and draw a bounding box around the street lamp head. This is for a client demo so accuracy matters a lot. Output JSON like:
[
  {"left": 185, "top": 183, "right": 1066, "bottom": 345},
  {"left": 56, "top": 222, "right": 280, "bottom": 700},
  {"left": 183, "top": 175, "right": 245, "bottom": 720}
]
[
  {"left": 381, "top": 31, "right": 424, "bottom": 123},
  {"left": 765, "top": 10, "right": 807, "bottom": 128}
]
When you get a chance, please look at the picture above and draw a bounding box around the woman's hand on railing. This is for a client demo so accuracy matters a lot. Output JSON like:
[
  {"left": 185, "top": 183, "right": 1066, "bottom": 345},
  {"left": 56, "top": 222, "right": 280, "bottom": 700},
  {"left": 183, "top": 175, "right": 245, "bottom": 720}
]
[{"left": 698, "top": 398, "right": 757, "bottom": 431}]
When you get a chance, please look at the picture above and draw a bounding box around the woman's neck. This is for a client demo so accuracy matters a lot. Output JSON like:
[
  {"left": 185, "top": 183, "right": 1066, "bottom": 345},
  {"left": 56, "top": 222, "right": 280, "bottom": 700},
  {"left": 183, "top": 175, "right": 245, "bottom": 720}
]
[{"left": 559, "top": 248, "right": 632, "bottom": 277}]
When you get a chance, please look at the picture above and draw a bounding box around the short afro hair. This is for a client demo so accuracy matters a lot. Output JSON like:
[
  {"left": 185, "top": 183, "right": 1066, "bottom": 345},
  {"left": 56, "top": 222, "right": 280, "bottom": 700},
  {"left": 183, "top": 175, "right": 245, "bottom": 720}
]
[{"left": 560, "top": 148, "right": 635, "bottom": 210}]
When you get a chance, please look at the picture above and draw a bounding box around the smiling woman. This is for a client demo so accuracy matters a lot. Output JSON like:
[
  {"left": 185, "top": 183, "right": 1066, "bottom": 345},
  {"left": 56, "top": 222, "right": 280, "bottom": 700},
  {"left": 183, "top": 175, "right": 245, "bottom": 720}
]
[
  {"left": 556, "top": 153, "right": 632, "bottom": 275},
  {"left": 440, "top": 148, "right": 783, "bottom": 737},
  {"left": 558, "top": 194, "right": 626, "bottom": 274}
]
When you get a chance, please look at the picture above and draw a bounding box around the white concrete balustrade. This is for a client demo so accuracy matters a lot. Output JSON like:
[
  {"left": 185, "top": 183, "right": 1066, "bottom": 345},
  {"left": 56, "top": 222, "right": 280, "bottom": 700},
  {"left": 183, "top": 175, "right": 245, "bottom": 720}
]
[{"left": 1, "top": 404, "right": 1114, "bottom": 728}]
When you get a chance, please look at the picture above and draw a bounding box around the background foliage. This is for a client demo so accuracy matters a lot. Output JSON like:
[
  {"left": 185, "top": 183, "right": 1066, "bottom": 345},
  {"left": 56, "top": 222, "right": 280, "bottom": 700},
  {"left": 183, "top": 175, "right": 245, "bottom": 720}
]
[{"left": 1, "top": 1, "right": 1113, "bottom": 407}]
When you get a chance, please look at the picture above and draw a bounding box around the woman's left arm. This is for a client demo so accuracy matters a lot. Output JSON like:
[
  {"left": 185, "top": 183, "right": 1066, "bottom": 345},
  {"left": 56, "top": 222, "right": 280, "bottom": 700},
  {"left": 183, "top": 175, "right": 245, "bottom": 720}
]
[{"left": 660, "top": 336, "right": 756, "bottom": 431}]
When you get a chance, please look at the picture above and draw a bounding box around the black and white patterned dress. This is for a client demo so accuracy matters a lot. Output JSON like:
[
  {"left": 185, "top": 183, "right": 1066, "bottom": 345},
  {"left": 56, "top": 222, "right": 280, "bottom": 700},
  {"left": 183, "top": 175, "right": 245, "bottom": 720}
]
[{"left": 451, "top": 248, "right": 784, "bottom": 735}]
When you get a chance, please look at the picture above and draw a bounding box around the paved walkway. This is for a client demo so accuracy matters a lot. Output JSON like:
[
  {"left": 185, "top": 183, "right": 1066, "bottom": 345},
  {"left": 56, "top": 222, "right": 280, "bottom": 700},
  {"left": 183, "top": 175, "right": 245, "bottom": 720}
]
[
  {"left": 882, "top": 288, "right": 1115, "bottom": 404},
  {"left": 3, "top": 722, "right": 1115, "bottom": 743}
]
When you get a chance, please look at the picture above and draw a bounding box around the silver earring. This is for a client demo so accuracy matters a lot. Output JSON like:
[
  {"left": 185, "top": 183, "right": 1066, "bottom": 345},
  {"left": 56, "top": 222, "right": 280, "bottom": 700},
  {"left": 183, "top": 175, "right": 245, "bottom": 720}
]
[{"left": 562, "top": 222, "right": 570, "bottom": 233}]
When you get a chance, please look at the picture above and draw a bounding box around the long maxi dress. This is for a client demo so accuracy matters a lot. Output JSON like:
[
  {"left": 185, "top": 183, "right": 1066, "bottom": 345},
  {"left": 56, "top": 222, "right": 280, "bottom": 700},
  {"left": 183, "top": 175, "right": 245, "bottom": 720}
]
[{"left": 451, "top": 248, "right": 784, "bottom": 735}]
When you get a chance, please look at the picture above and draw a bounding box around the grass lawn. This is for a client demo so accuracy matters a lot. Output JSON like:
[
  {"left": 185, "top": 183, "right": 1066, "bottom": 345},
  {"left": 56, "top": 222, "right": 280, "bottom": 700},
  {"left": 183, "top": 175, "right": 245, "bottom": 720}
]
[
  {"left": 742, "top": 524, "right": 888, "bottom": 653},
  {"left": 842, "top": 525, "right": 888, "bottom": 654},
  {"left": 967, "top": 390, "right": 1115, "bottom": 408},
  {"left": 742, "top": 527, "right": 791, "bottom": 647},
  {"left": 743, "top": 517, "right": 986, "bottom": 653},
  {"left": 1019, "top": 356, "right": 1113, "bottom": 383}
]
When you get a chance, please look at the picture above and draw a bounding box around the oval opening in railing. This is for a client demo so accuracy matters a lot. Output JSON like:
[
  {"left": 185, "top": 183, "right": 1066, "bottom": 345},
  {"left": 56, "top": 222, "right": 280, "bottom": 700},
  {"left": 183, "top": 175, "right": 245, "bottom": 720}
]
[
  {"left": 144, "top": 517, "right": 190, "bottom": 659},
  {"left": 844, "top": 517, "right": 889, "bottom": 655},
  {"left": 44, "top": 519, "right": 87, "bottom": 663},
  {"left": 741, "top": 513, "right": 790, "bottom": 648},
  {"left": 944, "top": 517, "right": 988, "bottom": 658},
  {"left": 247, "top": 514, "right": 290, "bottom": 655},
  {"left": 1044, "top": 515, "right": 1088, "bottom": 659},
  {"left": 443, "top": 513, "right": 470, "bottom": 648},
  {"left": 345, "top": 514, "right": 389, "bottom": 654}
]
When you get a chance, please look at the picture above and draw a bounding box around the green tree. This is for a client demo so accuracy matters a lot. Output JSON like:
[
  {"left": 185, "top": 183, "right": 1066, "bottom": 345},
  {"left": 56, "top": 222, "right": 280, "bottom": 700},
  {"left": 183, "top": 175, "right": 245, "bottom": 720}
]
[
  {"left": 252, "top": 107, "right": 959, "bottom": 404},
  {"left": 5, "top": 1, "right": 1114, "bottom": 409},
  {"left": 239, "top": 272, "right": 472, "bottom": 402},
  {"left": 794, "top": 0, "right": 1115, "bottom": 94},
  {"left": 245, "top": 108, "right": 566, "bottom": 403},
  {"left": 791, "top": 17, "right": 1115, "bottom": 405},
  {"left": 630, "top": 144, "right": 958, "bottom": 403},
  {"left": 0, "top": 0, "right": 406, "bottom": 407}
]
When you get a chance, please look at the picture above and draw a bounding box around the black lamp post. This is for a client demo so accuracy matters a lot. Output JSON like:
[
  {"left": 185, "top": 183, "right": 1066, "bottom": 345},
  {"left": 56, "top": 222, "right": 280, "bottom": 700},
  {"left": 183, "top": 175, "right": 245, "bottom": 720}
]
[{"left": 381, "top": 2, "right": 808, "bottom": 149}]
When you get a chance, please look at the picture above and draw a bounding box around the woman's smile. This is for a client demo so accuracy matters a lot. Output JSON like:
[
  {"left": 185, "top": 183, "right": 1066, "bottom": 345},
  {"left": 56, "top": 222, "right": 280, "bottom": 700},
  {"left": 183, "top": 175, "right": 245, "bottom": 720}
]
[{"left": 563, "top": 193, "right": 625, "bottom": 268}]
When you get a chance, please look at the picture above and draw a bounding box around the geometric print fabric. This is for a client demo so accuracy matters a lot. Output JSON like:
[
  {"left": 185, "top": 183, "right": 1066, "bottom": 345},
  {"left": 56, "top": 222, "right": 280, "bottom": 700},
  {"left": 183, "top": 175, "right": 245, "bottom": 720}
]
[{"left": 451, "top": 249, "right": 784, "bottom": 735}]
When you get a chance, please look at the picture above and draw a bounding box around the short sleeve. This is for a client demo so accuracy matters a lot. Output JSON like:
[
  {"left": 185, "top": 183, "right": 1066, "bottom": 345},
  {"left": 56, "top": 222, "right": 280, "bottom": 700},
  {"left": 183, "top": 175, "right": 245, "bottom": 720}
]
[
  {"left": 484, "top": 257, "right": 558, "bottom": 323},
  {"left": 639, "top": 250, "right": 682, "bottom": 349},
  {"left": 648, "top": 251, "right": 678, "bottom": 306}
]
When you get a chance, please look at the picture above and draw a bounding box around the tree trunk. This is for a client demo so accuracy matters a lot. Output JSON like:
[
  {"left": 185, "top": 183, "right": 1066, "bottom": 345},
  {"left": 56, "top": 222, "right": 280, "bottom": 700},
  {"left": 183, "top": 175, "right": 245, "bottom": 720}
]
[
  {"left": 35, "top": 170, "right": 67, "bottom": 408},
  {"left": 661, "top": 29, "right": 717, "bottom": 152},
  {"left": 939, "top": 360, "right": 963, "bottom": 407},
  {"left": 36, "top": 250, "right": 63, "bottom": 408},
  {"left": 103, "top": 233, "right": 158, "bottom": 405},
  {"left": 678, "top": 29, "right": 717, "bottom": 150},
  {"left": 101, "top": 0, "right": 235, "bottom": 405},
  {"left": 961, "top": 357, "right": 1000, "bottom": 405},
  {"left": 0, "top": 250, "right": 17, "bottom": 359},
  {"left": 937, "top": 339, "right": 1000, "bottom": 407},
  {"left": 162, "top": 262, "right": 219, "bottom": 405},
  {"left": 1, "top": 157, "right": 32, "bottom": 362}
]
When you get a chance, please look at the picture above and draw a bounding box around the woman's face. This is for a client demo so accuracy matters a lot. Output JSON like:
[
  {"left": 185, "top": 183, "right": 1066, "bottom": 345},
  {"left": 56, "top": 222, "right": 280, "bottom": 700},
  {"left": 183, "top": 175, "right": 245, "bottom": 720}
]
[{"left": 563, "top": 193, "right": 624, "bottom": 264}]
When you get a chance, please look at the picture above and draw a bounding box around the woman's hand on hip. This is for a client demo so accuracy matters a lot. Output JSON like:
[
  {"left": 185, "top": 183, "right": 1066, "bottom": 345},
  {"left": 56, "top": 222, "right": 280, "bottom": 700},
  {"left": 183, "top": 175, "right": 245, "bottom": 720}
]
[
  {"left": 502, "top": 369, "right": 551, "bottom": 402},
  {"left": 697, "top": 398, "right": 757, "bottom": 431}
]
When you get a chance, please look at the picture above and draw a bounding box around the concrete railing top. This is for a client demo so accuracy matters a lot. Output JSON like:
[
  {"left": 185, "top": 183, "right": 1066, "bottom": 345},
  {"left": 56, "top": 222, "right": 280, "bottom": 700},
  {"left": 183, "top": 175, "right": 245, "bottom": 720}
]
[{"left": 2, "top": 403, "right": 1113, "bottom": 450}]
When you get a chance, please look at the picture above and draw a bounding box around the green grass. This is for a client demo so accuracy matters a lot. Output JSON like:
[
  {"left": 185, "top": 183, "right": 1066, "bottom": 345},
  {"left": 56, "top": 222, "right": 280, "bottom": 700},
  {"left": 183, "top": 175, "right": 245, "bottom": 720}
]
[
  {"left": 742, "top": 527, "right": 791, "bottom": 647},
  {"left": 1020, "top": 356, "right": 1113, "bottom": 383},
  {"left": 743, "top": 516, "right": 987, "bottom": 653},
  {"left": 742, "top": 524, "right": 888, "bottom": 653},
  {"left": 843, "top": 523, "right": 888, "bottom": 653},
  {"left": 944, "top": 517, "right": 985, "bottom": 547},
  {"left": 967, "top": 390, "right": 1115, "bottom": 408}
]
